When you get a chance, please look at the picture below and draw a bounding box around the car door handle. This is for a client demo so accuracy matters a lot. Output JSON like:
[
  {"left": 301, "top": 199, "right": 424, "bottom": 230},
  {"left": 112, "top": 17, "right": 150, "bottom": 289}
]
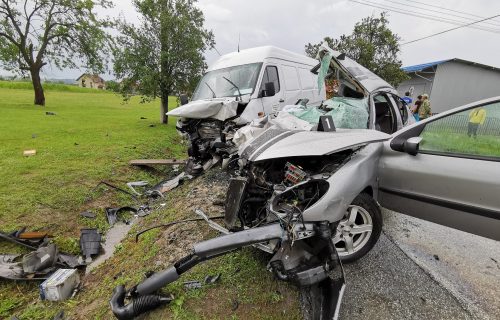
[{"left": 279, "top": 99, "right": 284, "bottom": 103}]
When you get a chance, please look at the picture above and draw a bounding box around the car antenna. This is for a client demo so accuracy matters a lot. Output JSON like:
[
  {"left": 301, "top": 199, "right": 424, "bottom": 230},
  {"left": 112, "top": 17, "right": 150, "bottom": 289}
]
[{"left": 237, "top": 33, "right": 240, "bottom": 52}]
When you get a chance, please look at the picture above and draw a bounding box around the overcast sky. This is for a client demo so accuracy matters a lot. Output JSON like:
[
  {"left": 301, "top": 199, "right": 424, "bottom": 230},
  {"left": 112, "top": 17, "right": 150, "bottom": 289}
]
[{"left": 9, "top": 0, "right": 500, "bottom": 80}]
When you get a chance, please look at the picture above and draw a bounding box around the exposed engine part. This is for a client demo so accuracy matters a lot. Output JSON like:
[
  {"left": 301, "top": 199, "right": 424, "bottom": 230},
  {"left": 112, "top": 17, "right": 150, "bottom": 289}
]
[
  {"left": 269, "top": 180, "right": 330, "bottom": 217},
  {"left": 284, "top": 162, "right": 307, "bottom": 186}
]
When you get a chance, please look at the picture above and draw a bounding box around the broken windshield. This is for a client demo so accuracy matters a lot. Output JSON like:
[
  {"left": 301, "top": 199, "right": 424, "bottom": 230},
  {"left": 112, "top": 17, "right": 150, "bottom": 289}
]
[
  {"left": 192, "top": 63, "right": 263, "bottom": 101},
  {"left": 284, "top": 97, "right": 370, "bottom": 129}
]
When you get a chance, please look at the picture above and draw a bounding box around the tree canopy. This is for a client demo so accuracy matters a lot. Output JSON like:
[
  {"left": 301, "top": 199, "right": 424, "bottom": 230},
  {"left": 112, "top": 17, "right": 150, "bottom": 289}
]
[
  {"left": 113, "top": 0, "right": 215, "bottom": 123},
  {"left": 0, "top": 0, "right": 114, "bottom": 105},
  {"left": 305, "top": 13, "right": 408, "bottom": 87}
]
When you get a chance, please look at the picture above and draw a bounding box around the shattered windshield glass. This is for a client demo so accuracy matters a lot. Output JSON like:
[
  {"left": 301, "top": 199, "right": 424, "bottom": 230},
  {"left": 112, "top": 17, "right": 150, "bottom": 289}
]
[
  {"left": 286, "top": 97, "right": 369, "bottom": 129},
  {"left": 192, "top": 63, "right": 263, "bottom": 101}
]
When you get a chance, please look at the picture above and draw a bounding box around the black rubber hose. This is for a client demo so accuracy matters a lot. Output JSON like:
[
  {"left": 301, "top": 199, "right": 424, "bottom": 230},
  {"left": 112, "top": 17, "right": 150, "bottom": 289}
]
[{"left": 110, "top": 285, "right": 171, "bottom": 320}]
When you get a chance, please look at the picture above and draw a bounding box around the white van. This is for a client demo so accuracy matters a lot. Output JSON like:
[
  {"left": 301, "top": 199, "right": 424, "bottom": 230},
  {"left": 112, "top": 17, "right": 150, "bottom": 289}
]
[
  {"left": 169, "top": 46, "right": 325, "bottom": 123},
  {"left": 168, "top": 46, "right": 326, "bottom": 172}
]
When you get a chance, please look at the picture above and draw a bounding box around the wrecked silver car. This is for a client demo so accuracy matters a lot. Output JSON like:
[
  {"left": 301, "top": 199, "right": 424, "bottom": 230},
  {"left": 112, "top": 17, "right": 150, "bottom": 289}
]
[{"left": 109, "top": 43, "right": 500, "bottom": 318}]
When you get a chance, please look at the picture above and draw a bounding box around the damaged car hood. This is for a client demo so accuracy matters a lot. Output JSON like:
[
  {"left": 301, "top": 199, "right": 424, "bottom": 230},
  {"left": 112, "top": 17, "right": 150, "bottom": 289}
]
[
  {"left": 240, "top": 128, "right": 390, "bottom": 162},
  {"left": 166, "top": 98, "right": 239, "bottom": 121}
]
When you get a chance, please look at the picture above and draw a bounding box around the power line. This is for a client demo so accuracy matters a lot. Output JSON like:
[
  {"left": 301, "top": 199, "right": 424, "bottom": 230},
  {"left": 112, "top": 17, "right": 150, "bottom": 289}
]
[
  {"left": 392, "top": 0, "right": 500, "bottom": 22},
  {"left": 349, "top": 0, "right": 500, "bottom": 34},
  {"left": 381, "top": 0, "right": 500, "bottom": 28},
  {"left": 351, "top": 0, "right": 500, "bottom": 33},
  {"left": 402, "top": 14, "right": 500, "bottom": 45}
]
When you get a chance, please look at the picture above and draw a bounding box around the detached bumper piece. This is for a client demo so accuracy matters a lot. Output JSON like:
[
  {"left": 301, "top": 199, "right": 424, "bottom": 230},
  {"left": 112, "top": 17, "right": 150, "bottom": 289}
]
[{"left": 110, "top": 222, "right": 345, "bottom": 319}]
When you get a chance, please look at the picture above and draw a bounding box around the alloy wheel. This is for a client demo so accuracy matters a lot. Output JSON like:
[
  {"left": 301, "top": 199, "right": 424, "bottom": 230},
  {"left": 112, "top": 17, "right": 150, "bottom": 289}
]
[{"left": 333, "top": 205, "right": 374, "bottom": 256}]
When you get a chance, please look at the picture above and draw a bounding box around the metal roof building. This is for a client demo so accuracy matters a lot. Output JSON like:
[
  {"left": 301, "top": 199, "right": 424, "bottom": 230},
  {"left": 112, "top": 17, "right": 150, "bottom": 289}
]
[{"left": 397, "top": 59, "right": 500, "bottom": 113}]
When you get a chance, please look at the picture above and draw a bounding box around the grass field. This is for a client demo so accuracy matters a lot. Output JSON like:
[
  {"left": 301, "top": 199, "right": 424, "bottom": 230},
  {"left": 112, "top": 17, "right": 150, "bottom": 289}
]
[{"left": 0, "top": 82, "right": 299, "bottom": 319}]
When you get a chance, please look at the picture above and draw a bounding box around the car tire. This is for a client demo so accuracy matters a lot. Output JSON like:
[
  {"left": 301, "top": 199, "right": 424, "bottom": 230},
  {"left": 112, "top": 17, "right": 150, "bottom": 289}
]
[{"left": 333, "top": 192, "right": 382, "bottom": 263}]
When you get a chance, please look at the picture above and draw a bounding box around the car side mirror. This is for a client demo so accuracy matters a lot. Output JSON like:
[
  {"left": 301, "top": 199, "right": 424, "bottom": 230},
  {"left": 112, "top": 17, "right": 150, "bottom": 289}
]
[
  {"left": 403, "top": 137, "right": 422, "bottom": 156},
  {"left": 261, "top": 82, "right": 276, "bottom": 97}
]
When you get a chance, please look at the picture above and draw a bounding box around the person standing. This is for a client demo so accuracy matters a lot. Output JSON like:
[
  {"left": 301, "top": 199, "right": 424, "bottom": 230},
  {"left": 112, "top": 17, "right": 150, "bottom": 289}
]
[
  {"left": 468, "top": 107, "right": 486, "bottom": 138},
  {"left": 402, "top": 91, "right": 413, "bottom": 105},
  {"left": 412, "top": 95, "right": 423, "bottom": 121},
  {"left": 419, "top": 94, "right": 432, "bottom": 120}
]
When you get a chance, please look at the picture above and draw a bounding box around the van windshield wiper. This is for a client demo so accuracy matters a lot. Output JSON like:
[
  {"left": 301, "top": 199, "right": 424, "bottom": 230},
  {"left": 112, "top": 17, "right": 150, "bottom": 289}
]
[
  {"left": 222, "top": 76, "right": 242, "bottom": 101},
  {"left": 205, "top": 82, "right": 216, "bottom": 98}
]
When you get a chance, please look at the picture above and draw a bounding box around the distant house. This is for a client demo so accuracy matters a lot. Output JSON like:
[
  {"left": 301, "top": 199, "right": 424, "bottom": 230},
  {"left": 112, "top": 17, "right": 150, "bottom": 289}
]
[
  {"left": 397, "top": 59, "right": 500, "bottom": 113},
  {"left": 76, "top": 74, "right": 106, "bottom": 90}
]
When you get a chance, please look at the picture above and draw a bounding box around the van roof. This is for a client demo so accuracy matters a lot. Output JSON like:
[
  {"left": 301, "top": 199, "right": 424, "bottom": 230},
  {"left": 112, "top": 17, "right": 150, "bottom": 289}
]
[{"left": 208, "top": 46, "right": 317, "bottom": 71}]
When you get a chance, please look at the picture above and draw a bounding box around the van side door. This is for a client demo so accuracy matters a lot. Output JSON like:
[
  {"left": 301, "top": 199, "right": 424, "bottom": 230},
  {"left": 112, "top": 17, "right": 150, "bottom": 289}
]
[{"left": 257, "top": 64, "right": 284, "bottom": 116}]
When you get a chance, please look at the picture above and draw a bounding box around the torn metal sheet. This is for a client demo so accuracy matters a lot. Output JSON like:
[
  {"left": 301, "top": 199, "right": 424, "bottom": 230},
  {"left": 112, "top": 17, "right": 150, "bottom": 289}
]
[
  {"left": 155, "top": 172, "right": 186, "bottom": 193},
  {"left": 126, "top": 181, "right": 149, "bottom": 196},
  {"left": 22, "top": 243, "right": 57, "bottom": 273},
  {"left": 166, "top": 98, "right": 239, "bottom": 121},
  {"left": 105, "top": 206, "right": 137, "bottom": 226}
]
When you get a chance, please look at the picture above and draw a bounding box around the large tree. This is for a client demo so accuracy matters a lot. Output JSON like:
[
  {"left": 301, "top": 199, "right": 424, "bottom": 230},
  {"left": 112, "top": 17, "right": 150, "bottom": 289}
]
[
  {"left": 305, "top": 13, "right": 408, "bottom": 86},
  {"left": 114, "top": 0, "right": 214, "bottom": 124},
  {"left": 0, "top": 0, "right": 113, "bottom": 105}
]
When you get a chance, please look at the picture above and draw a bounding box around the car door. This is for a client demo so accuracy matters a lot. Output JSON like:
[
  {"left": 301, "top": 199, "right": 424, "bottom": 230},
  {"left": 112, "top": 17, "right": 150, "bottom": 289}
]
[{"left": 378, "top": 98, "right": 500, "bottom": 241}]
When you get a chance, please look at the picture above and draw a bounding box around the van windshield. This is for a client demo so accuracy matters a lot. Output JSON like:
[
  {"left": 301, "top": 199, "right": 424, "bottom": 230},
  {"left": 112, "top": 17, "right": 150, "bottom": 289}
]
[{"left": 192, "top": 62, "right": 263, "bottom": 101}]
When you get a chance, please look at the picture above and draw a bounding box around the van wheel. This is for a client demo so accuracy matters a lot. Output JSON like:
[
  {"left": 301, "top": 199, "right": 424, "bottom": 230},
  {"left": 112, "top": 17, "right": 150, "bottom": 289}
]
[{"left": 332, "top": 193, "right": 382, "bottom": 263}]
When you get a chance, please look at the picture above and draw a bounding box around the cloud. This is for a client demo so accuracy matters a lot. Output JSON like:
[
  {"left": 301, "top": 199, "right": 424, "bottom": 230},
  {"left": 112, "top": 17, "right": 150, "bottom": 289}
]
[{"left": 15, "top": 0, "right": 500, "bottom": 79}]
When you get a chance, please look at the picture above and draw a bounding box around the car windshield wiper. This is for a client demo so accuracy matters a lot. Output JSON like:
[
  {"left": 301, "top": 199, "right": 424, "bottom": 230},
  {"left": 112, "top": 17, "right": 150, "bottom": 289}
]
[
  {"left": 222, "top": 76, "right": 242, "bottom": 101},
  {"left": 205, "top": 82, "right": 216, "bottom": 98}
]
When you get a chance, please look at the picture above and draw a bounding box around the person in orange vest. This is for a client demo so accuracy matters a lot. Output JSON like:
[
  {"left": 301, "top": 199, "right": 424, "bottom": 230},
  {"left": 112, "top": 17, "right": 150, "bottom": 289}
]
[{"left": 467, "top": 107, "right": 486, "bottom": 138}]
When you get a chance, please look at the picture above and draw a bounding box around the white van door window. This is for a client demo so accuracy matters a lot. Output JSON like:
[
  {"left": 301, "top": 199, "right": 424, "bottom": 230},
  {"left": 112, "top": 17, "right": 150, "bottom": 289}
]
[
  {"left": 298, "top": 68, "right": 314, "bottom": 90},
  {"left": 259, "top": 66, "right": 280, "bottom": 96},
  {"left": 282, "top": 65, "right": 300, "bottom": 91}
]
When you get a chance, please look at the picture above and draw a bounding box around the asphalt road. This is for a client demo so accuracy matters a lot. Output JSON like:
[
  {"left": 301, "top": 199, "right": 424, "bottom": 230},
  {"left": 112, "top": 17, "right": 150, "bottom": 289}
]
[{"left": 339, "top": 210, "right": 500, "bottom": 320}]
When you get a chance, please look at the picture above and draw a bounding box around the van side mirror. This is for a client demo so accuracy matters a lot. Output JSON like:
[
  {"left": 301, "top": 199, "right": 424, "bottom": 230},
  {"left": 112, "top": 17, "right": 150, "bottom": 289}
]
[
  {"left": 403, "top": 137, "right": 422, "bottom": 156},
  {"left": 179, "top": 94, "right": 189, "bottom": 105},
  {"left": 262, "top": 82, "right": 276, "bottom": 97}
]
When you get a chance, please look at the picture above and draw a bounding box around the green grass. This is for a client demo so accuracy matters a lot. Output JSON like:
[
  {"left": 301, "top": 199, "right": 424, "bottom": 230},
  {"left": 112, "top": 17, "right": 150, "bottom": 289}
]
[
  {"left": 0, "top": 80, "right": 112, "bottom": 93},
  {"left": 421, "top": 131, "right": 500, "bottom": 157},
  {"left": 0, "top": 84, "right": 299, "bottom": 319}
]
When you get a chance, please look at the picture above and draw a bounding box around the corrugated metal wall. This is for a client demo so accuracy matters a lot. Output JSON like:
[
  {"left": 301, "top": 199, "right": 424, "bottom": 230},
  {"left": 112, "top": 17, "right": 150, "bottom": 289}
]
[
  {"left": 396, "top": 73, "right": 435, "bottom": 102},
  {"left": 431, "top": 61, "right": 500, "bottom": 113}
]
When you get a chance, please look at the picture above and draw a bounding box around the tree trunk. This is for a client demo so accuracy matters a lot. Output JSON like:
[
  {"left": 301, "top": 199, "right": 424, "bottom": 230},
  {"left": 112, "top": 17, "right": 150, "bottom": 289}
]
[
  {"left": 160, "top": 91, "right": 169, "bottom": 124},
  {"left": 30, "top": 68, "right": 45, "bottom": 106}
]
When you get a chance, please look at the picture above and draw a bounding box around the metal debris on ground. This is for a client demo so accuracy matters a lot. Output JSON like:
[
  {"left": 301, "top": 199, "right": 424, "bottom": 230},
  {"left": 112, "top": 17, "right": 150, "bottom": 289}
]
[
  {"left": 45, "top": 111, "right": 56, "bottom": 116},
  {"left": 105, "top": 207, "right": 137, "bottom": 226},
  {"left": 126, "top": 181, "right": 149, "bottom": 196},
  {"left": 204, "top": 273, "right": 221, "bottom": 284},
  {"left": 129, "top": 158, "right": 186, "bottom": 167},
  {"left": 80, "top": 229, "right": 101, "bottom": 263},
  {"left": 184, "top": 280, "right": 202, "bottom": 290},
  {"left": 40, "top": 269, "right": 80, "bottom": 301},
  {"left": 80, "top": 211, "right": 97, "bottom": 219}
]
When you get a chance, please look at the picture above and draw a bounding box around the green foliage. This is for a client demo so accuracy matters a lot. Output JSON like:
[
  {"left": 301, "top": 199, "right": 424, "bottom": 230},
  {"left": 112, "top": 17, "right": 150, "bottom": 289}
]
[
  {"left": 105, "top": 80, "right": 121, "bottom": 92},
  {"left": 113, "top": 0, "right": 215, "bottom": 122},
  {"left": 305, "top": 12, "right": 408, "bottom": 86},
  {"left": 0, "top": 0, "right": 114, "bottom": 104}
]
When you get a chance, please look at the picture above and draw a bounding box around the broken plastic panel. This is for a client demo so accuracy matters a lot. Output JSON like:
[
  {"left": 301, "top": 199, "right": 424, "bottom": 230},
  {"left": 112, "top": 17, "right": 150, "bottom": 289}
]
[{"left": 317, "top": 51, "right": 332, "bottom": 94}]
